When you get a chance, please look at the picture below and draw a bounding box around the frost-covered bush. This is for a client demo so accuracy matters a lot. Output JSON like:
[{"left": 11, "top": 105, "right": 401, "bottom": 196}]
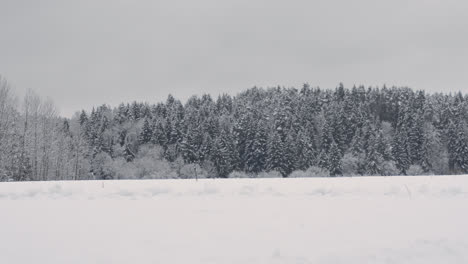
[
  {"left": 431, "top": 149, "right": 449, "bottom": 175},
  {"left": 289, "top": 166, "right": 330, "bottom": 178},
  {"left": 381, "top": 161, "right": 400, "bottom": 176},
  {"left": 92, "top": 152, "right": 114, "bottom": 179},
  {"left": 257, "top": 171, "right": 282, "bottom": 178},
  {"left": 134, "top": 157, "right": 175, "bottom": 179},
  {"left": 179, "top": 163, "right": 207, "bottom": 179},
  {"left": 171, "top": 156, "right": 185, "bottom": 176},
  {"left": 200, "top": 161, "right": 217, "bottom": 178},
  {"left": 289, "top": 170, "right": 309, "bottom": 178},
  {"left": 407, "top": 165, "right": 426, "bottom": 176},
  {"left": 341, "top": 153, "right": 360, "bottom": 176},
  {"left": 132, "top": 145, "right": 177, "bottom": 179},
  {"left": 112, "top": 158, "right": 137, "bottom": 179},
  {"left": 108, "top": 145, "right": 178, "bottom": 179},
  {"left": 228, "top": 171, "right": 252, "bottom": 178},
  {"left": 144, "top": 160, "right": 178, "bottom": 179},
  {"left": 305, "top": 166, "right": 330, "bottom": 177}
]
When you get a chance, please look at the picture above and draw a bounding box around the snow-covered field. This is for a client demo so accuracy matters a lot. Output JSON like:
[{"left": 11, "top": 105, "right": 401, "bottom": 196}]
[{"left": 0, "top": 176, "right": 467, "bottom": 264}]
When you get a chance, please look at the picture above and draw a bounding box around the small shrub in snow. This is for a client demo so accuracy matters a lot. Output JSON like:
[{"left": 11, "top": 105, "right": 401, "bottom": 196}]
[
  {"left": 137, "top": 158, "right": 176, "bottom": 179},
  {"left": 431, "top": 149, "right": 449, "bottom": 175},
  {"left": 92, "top": 152, "right": 114, "bottom": 179},
  {"left": 305, "top": 166, "right": 330, "bottom": 177},
  {"left": 228, "top": 171, "right": 252, "bottom": 178},
  {"left": 381, "top": 161, "right": 400, "bottom": 176},
  {"left": 289, "top": 170, "right": 309, "bottom": 178},
  {"left": 407, "top": 165, "right": 426, "bottom": 176},
  {"left": 112, "top": 158, "right": 137, "bottom": 179},
  {"left": 201, "top": 161, "right": 217, "bottom": 178},
  {"left": 289, "top": 167, "right": 330, "bottom": 178},
  {"left": 179, "top": 163, "right": 206, "bottom": 179},
  {"left": 341, "top": 153, "right": 360, "bottom": 176},
  {"left": 257, "top": 171, "right": 282, "bottom": 178},
  {"left": 171, "top": 156, "right": 185, "bottom": 176},
  {"left": 108, "top": 145, "right": 179, "bottom": 179}
]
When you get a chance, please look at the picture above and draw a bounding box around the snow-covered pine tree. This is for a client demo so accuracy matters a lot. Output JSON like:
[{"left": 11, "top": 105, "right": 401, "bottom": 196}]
[
  {"left": 199, "top": 133, "right": 213, "bottom": 162},
  {"left": 139, "top": 118, "right": 153, "bottom": 145},
  {"left": 332, "top": 106, "right": 349, "bottom": 154},
  {"left": 447, "top": 121, "right": 457, "bottom": 173},
  {"left": 211, "top": 129, "right": 235, "bottom": 178},
  {"left": 114, "top": 103, "right": 128, "bottom": 124},
  {"left": 328, "top": 140, "right": 342, "bottom": 176},
  {"left": 294, "top": 128, "right": 317, "bottom": 170},
  {"left": 407, "top": 110, "right": 424, "bottom": 165},
  {"left": 392, "top": 128, "right": 410, "bottom": 175},
  {"left": 364, "top": 129, "right": 384, "bottom": 175},
  {"left": 151, "top": 119, "right": 168, "bottom": 147},
  {"left": 245, "top": 124, "right": 268, "bottom": 174},
  {"left": 454, "top": 120, "right": 468, "bottom": 173},
  {"left": 266, "top": 130, "right": 289, "bottom": 177},
  {"left": 180, "top": 126, "right": 202, "bottom": 164},
  {"left": 79, "top": 110, "right": 88, "bottom": 126},
  {"left": 322, "top": 116, "right": 335, "bottom": 151},
  {"left": 420, "top": 131, "right": 434, "bottom": 173}
]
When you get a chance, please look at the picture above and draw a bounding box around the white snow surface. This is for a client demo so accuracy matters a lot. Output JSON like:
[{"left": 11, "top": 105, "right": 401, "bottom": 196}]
[{"left": 1, "top": 176, "right": 467, "bottom": 264}]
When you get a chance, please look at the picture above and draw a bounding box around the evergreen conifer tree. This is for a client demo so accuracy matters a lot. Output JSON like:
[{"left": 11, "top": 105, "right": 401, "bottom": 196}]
[
  {"left": 139, "top": 118, "right": 153, "bottom": 145},
  {"left": 328, "top": 140, "right": 342, "bottom": 176},
  {"left": 245, "top": 125, "right": 268, "bottom": 173},
  {"left": 392, "top": 129, "right": 410, "bottom": 175},
  {"left": 266, "top": 130, "right": 289, "bottom": 177}
]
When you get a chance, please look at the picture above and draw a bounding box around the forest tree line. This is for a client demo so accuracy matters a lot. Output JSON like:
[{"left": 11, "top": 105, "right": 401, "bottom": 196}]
[{"left": 1, "top": 75, "right": 468, "bottom": 181}]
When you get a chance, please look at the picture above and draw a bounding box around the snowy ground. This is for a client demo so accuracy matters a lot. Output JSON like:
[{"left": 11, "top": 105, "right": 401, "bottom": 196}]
[{"left": 0, "top": 176, "right": 467, "bottom": 264}]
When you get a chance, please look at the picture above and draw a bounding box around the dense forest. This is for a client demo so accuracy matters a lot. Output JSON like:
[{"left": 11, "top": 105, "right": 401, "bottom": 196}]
[{"left": 1, "top": 75, "right": 468, "bottom": 181}]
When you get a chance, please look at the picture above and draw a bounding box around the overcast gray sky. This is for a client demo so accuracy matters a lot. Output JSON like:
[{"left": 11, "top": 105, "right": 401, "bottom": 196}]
[{"left": 1, "top": 0, "right": 467, "bottom": 117}]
